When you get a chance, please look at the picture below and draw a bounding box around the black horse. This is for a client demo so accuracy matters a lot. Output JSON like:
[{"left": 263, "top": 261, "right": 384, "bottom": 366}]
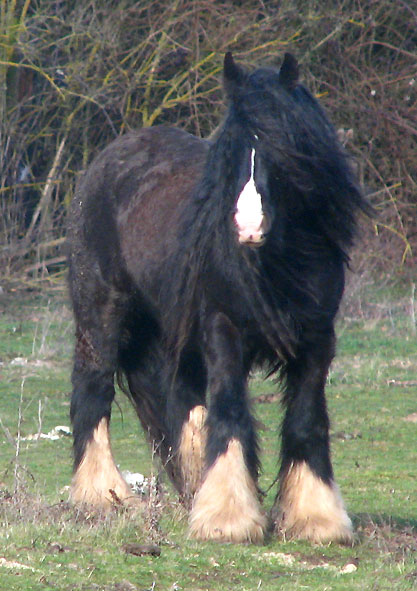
[{"left": 67, "top": 53, "right": 368, "bottom": 544}]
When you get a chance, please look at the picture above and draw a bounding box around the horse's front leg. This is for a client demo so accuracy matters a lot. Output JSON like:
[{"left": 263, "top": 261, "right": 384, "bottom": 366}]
[
  {"left": 189, "top": 312, "right": 266, "bottom": 543},
  {"left": 69, "top": 289, "right": 138, "bottom": 510},
  {"left": 273, "top": 328, "right": 353, "bottom": 544}
]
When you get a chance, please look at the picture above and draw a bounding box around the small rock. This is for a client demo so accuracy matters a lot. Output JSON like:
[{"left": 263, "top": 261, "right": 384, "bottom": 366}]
[
  {"left": 340, "top": 563, "right": 357, "bottom": 574},
  {"left": 51, "top": 425, "right": 72, "bottom": 436},
  {"left": 10, "top": 357, "right": 28, "bottom": 366},
  {"left": 122, "top": 471, "right": 156, "bottom": 495}
]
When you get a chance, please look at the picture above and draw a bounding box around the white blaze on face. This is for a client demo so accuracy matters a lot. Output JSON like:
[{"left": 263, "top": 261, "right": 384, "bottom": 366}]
[{"left": 234, "top": 148, "right": 265, "bottom": 245}]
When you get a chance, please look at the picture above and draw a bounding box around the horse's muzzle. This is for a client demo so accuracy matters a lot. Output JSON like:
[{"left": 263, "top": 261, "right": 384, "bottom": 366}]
[{"left": 234, "top": 214, "right": 268, "bottom": 247}]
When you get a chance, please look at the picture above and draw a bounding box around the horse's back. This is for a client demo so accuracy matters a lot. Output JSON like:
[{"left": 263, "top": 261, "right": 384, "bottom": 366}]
[{"left": 68, "top": 126, "right": 209, "bottom": 293}]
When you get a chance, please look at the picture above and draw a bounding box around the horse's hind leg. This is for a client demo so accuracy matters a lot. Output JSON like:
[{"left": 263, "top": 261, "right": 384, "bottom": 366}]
[
  {"left": 166, "top": 352, "right": 208, "bottom": 500},
  {"left": 273, "top": 329, "right": 353, "bottom": 543},
  {"left": 118, "top": 333, "right": 207, "bottom": 501},
  {"left": 189, "top": 312, "right": 266, "bottom": 543},
  {"left": 177, "top": 403, "right": 207, "bottom": 499},
  {"left": 69, "top": 287, "right": 136, "bottom": 510}
]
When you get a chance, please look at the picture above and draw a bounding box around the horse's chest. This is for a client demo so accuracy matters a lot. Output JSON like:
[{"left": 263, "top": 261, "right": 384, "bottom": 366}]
[{"left": 202, "top": 269, "right": 259, "bottom": 329}]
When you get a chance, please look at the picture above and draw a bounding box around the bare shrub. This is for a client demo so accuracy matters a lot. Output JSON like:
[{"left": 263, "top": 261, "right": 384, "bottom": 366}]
[{"left": 1, "top": 0, "right": 415, "bottom": 287}]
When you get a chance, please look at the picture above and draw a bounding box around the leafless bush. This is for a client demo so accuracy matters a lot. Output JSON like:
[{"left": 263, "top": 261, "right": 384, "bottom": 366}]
[{"left": 1, "top": 0, "right": 415, "bottom": 286}]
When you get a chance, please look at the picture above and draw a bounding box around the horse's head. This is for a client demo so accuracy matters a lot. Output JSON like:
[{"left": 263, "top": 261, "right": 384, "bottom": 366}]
[
  {"left": 221, "top": 52, "right": 360, "bottom": 252},
  {"left": 222, "top": 53, "right": 302, "bottom": 248}
]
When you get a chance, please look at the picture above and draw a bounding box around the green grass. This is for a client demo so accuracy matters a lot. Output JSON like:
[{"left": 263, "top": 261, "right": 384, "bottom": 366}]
[{"left": 0, "top": 291, "right": 416, "bottom": 590}]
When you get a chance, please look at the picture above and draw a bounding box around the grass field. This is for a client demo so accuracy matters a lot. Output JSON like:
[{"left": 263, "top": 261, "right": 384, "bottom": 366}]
[{"left": 0, "top": 289, "right": 416, "bottom": 590}]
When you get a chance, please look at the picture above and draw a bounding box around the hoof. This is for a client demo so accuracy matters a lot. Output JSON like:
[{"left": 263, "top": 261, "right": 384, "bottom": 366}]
[
  {"left": 189, "top": 439, "right": 266, "bottom": 543},
  {"left": 275, "top": 461, "right": 353, "bottom": 544},
  {"left": 71, "top": 417, "right": 143, "bottom": 511}
]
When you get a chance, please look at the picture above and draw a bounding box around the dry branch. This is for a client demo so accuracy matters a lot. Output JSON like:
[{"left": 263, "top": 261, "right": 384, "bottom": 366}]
[{"left": 25, "top": 136, "right": 67, "bottom": 243}]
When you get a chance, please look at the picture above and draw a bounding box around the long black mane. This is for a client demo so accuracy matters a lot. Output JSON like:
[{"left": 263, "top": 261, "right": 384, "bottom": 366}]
[{"left": 165, "top": 55, "right": 367, "bottom": 367}]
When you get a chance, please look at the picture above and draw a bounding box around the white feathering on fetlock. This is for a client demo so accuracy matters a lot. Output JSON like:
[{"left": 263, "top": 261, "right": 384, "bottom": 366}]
[
  {"left": 178, "top": 405, "right": 207, "bottom": 498},
  {"left": 276, "top": 461, "right": 353, "bottom": 544},
  {"left": 71, "top": 417, "right": 142, "bottom": 510},
  {"left": 189, "top": 438, "right": 266, "bottom": 543}
]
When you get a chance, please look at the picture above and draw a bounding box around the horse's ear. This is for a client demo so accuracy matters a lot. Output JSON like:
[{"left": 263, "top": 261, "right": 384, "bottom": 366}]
[
  {"left": 279, "top": 53, "right": 299, "bottom": 91},
  {"left": 223, "top": 52, "right": 244, "bottom": 97}
]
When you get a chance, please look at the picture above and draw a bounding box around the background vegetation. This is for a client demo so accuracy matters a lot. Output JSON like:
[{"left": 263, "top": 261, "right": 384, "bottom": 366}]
[{"left": 0, "top": 0, "right": 416, "bottom": 288}]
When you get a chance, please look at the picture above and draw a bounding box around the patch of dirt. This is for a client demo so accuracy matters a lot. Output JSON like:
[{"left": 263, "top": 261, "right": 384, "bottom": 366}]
[
  {"left": 288, "top": 551, "right": 359, "bottom": 574},
  {"left": 72, "top": 584, "right": 139, "bottom": 591},
  {"left": 253, "top": 392, "right": 280, "bottom": 403},
  {"left": 388, "top": 380, "right": 417, "bottom": 388},
  {"left": 405, "top": 571, "right": 417, "bottom": 582},
  {"left": 358, "top": 519, "right": 417, "bottom": 559},
  {"left": 0, "top": 556, "right": 38, "bottom": 573},
  {"left": 403, "top": 412, "right": 417, "bottom": 423},
  {"left": 110, "top": 583, "right": 139, "bottom": 591},
  {"left": 45, "top": 542, "right": 72, "bottom": 554},
  {"left": 8, "top": 357, "right": 56, "bottom": 369},
  {"left": 331, "top": 430, "right": 362, "bottom": 440},
  {"left": 122, "top": 543, "right": 161, "bottom": 557},
  {"left": 0, "top": 490, "right": 135, "bottom": 528}
]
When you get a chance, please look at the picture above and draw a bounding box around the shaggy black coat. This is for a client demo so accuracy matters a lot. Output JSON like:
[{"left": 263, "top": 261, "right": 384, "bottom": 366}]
[{"left": 67, "top": 52, "right": 368, "bottom": 500}]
